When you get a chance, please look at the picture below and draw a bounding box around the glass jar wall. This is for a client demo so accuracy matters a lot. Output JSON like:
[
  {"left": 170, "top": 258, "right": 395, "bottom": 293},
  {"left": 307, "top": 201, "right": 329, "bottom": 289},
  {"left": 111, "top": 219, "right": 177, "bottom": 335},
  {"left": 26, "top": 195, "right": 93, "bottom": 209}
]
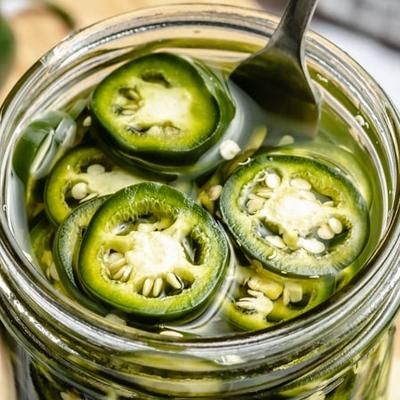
[{"left": 0, "top": 5, "right": 400, "bottom": 399}]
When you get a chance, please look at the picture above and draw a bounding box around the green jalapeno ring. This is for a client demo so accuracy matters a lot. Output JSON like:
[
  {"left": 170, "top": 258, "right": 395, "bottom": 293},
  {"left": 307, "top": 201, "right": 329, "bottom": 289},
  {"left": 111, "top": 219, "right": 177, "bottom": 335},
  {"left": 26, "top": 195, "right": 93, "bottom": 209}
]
[
  {"left": 30, "top": 216, "right": 67, "bottom": 295},
  {"left": 78, "top": 182, "right": 229, "bottom": 319},
  {"left": 220, "top": 154, "right": 370, "bottom": 278},
  {"left": 44, "top": 146, "right": 146, "bottom": 225},
  {"left": 223, "top": 263, "right": 335, "bottom": 331},
  {"left": 268, "top": 142, "right": 373, "bottom": 207},
  {"left": 30, "top": 217, "right": 56, "bottom": 276},
  {"left": 53, "top": 197, "right": 110, "bottom": 315},
  {"left": 90, "top": 52, "right": 235, "bottom": 165},
  {"left": 13, "top": 111, "right": 77, "bottom": 220}
]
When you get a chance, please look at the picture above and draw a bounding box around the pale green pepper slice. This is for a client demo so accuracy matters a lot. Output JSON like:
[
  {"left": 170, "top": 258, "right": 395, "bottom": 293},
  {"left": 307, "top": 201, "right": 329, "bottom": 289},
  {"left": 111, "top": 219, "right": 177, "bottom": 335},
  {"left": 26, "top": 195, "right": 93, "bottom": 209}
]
[
  {"left": 220, "top": 154, "right": 369, "bottom": 278},
  {"left": 91, "top": 52, "right": 235, "bottom": 166},
  {"left": 78, "top": 183, "right": 229, "bottom": 319},
  {"left": 44, "top": 146, "right": 147, "bottom": 224}
]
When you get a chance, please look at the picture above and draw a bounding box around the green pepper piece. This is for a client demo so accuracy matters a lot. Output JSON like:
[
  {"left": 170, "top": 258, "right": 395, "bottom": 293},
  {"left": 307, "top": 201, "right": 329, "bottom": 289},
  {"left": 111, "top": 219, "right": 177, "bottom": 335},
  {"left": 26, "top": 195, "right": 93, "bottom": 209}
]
[
  {"left": 54, "top": 197, "right": 110, "bottom": 315},
  {"left": 44, "top": 146, "right": 148, "bottom": 224},
  {"left": 30, "top": 217, "right": 55, "bottom": 276},
  {"left": 90, "top": 52, "right": 235, "bottom": 166},
  {"left": 326, "top": 370, "right": 356, "bottom": 399},
  {"left": 30, "top": 365, "right": 61, "bottom": 400},
  {"left": 269, "top": 142, "right": 373, "bottom": 207},
  {"left": 12, "top": 111, "right": 77, "bottom": 220},
  {"left": 224, "top": 263, "right": 334, "bottom": 331},
  {"left": 30, "top": 216, "right": 66, "bottom": 295},
  {"left": 30, "top": 362, "right": 81, "bottom": 400},
  {"left": 220, "top": 154, "right": 369, "bottom": 278},
  {"left": 78, "top": 182, "right": 229, "bottom": 319}
]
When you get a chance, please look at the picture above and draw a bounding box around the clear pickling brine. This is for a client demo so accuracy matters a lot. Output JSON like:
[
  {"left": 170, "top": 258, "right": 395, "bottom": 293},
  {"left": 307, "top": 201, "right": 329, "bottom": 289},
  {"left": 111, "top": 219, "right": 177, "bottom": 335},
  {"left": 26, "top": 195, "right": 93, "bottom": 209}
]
[{"left": 0, "top": 6, "right": 398, "bottom": 400}]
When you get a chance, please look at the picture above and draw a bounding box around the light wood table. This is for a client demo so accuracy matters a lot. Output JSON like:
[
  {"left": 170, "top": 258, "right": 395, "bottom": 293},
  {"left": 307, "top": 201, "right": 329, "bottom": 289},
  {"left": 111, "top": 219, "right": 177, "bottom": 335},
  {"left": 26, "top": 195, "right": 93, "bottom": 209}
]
[{"left": 1, "top": 1, "right": 399, "bottom": 398}]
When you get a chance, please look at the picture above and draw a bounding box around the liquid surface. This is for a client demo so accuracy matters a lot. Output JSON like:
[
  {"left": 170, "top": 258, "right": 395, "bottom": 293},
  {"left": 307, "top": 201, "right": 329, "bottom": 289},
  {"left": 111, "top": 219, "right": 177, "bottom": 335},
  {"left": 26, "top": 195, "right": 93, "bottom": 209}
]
[{"left": 10, "top": 39, "right": 383, "bottom": 340}]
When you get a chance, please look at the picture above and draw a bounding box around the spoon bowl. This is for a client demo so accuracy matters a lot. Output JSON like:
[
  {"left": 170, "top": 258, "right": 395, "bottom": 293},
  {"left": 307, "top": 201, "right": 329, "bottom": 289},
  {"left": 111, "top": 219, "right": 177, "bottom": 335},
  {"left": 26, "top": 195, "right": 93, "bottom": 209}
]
[{"left": 230, "top": 0, "right": 320, "bottom": 139}]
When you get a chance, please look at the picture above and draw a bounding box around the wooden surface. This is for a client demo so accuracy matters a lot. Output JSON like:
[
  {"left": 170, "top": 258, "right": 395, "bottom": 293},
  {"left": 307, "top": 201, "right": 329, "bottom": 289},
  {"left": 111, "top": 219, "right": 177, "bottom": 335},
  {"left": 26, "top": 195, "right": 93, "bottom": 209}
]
[{"left": 1, "top": 1, "right": 399, "bottom": 398}]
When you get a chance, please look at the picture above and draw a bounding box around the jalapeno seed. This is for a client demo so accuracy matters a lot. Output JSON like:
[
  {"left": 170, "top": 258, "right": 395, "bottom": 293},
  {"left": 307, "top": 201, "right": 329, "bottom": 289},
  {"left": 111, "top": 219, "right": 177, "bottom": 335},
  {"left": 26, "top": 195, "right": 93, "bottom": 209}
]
[
  {"left": 53, "top": 197, "right": 112, "bottom": 315},
  {"left": 78, "top": 183, "right": 229, "bottom": 318},
  {"left": 45, "top": 147, "right": 150, "bottom": 224},
  {"left": 91, "top": 52, "right": 235, "bottom": 165},
  {"left": 220, "top": 154, "right": 369, "bottom": 277},
  {"left": 224, "top": 263, "right": 335, "bottom": 330}
]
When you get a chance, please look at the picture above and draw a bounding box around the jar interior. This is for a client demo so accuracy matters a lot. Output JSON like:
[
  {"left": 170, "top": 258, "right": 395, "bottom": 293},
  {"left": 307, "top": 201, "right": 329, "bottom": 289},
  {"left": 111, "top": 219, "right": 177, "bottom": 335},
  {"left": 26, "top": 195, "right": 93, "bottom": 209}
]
[{"left": 0, "top": 13, "right": 393, "bottom": 341}]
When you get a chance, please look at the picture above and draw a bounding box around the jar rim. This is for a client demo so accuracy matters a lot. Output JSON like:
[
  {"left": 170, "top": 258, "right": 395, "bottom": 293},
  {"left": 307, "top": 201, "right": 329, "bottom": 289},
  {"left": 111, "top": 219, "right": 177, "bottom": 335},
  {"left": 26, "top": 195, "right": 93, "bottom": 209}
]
[{"left": 0, "top": 2, "right": 400, "bottom": 374}]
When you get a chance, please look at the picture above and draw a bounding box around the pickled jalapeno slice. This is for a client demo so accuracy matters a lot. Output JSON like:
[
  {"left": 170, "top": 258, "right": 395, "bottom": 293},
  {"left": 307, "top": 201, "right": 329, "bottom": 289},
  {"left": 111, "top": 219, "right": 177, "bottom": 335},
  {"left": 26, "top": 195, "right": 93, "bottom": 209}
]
[
  {"left": 12, "top": 111, "right": 76, "bottom": 219},
  {"left": 31, "top": 217, "right": 57, "bottom": 279},
  {"left": 78, "top": 182, "right": 229, "bottom": 318},
  {"left": 30, "top": 363, "right": 78, "bottom": 400},
  {"left": 30, "top": 216, "right": 67, "bottom": 294},
  {"left": 90, "top": 52, "right": 235, "bottom": 165},
  {"left": 44, "top": 146, "right": 145, "bottom": 224},
  {"left": 220, "top": 154, "right": 369, "bottom": 277},
  {"left": 224, "top": 264, "right": 335, "bottom": 330},
  {"left": 54, "top": 197, "right": 110, "bottom": 314}
]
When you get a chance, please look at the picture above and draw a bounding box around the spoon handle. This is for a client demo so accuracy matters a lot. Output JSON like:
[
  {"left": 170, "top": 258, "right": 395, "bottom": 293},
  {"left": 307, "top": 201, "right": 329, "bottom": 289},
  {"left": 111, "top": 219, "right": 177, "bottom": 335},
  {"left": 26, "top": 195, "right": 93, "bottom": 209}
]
[{"left": 269, "top": 0, "right": 319, "bottom": 53}]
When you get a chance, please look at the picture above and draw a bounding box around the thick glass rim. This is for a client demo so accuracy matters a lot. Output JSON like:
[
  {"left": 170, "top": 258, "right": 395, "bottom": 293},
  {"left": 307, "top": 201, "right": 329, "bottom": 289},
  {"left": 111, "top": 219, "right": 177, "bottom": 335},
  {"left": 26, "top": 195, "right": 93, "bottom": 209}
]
[{"left": 0, "top": 3, "right": 400, "bottom": 369}]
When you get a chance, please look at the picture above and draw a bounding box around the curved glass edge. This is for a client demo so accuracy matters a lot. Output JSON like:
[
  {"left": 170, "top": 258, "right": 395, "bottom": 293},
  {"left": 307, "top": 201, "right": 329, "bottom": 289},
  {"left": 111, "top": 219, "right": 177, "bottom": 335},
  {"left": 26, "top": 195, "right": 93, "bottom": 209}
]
[{"left": 0, "top": 3, "right": 399, "bottom": 390}]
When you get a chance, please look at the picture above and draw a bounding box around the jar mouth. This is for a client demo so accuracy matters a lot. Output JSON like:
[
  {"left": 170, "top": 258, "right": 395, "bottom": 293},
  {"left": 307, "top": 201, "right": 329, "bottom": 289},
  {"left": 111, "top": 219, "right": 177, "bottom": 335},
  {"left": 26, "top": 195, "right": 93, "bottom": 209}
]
[{"left": 0, "top": 3, "right": 400, "bottom": 359}]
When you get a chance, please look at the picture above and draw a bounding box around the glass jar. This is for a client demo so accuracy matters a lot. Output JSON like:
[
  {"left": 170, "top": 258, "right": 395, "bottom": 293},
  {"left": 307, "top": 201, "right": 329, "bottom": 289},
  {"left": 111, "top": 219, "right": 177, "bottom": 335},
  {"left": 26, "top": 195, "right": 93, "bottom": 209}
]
[{"left": 0, "top": 4, "right": 400, "bottom": 400}]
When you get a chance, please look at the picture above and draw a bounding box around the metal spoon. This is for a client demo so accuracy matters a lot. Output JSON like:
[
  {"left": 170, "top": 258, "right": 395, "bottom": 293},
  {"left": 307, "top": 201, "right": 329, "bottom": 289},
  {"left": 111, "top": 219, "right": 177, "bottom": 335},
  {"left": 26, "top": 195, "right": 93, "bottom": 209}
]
[{"left": 230, "top": 0, "right": 320, "bottom": 139}]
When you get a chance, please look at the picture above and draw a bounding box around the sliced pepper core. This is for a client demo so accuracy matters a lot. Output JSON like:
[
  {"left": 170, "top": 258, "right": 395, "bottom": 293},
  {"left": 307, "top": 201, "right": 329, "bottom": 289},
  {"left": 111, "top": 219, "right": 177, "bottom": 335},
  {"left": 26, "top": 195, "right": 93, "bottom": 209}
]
[
  {"left": 246, "top": 169, "right": 346, "bottom": 255},
  {"left": 91, "top": 52, "right": 235, "bottom": 165},
  {"left": 79, "top": 183, "right": 228, "bottom": 318},
  {"left": 44, "top": 147, "right": 144, "bottom": 224},
  {"left": 101, "top": 216, "right": 202, "bottom": 294},
  {"left": 220, "top": 154, "right": 369, "bottom": 277},
  {"left": 224, "top": 264, "right": 335, "bottom": 331}
]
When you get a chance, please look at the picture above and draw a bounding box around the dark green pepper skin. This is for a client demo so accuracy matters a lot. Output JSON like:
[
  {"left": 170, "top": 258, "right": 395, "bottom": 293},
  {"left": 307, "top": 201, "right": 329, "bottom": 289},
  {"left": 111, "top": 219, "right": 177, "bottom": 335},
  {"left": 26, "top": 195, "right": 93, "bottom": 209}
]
[
  {"left": 223, "top": 262, "right": 335, "bottom": 331},
  {"left": 30, "top": 364, "right": 62, "bottom": 400},
  {"left": 13, "top": 112, "right": 76, "bottom": 221},
  {"left": 78, "top": 182, "right": 229, "bottom": 319},
  {"left": 30, "top": 217, "right": 56, "bottom": 275},
  {"left": 325, "top": 372, "right": 356, "bottom": 400},
  {"left": 53, "top": 197, "right": 110, "bottom": 315},
  {"left": 90, "top": 52, "right": 235, "bottom": 166},
  {"left": 44, "top": 146, "right": 146, "bottom": 224},
  {"left": 30, "top": 362, "right": 89, "bottom": 400},
  {"left": 220, "top": 154, "right": 369, "bottom": 278},
  {"left": 30, "top": 216, "right": 68, "bottom": 296}
]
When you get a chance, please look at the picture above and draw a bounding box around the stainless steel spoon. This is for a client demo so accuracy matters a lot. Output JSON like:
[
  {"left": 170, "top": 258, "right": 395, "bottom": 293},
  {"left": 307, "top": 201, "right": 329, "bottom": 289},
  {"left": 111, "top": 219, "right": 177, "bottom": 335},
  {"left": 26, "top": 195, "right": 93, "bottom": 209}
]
[{"left": 230, "top": 0, "right": 320, "bottom": 139}]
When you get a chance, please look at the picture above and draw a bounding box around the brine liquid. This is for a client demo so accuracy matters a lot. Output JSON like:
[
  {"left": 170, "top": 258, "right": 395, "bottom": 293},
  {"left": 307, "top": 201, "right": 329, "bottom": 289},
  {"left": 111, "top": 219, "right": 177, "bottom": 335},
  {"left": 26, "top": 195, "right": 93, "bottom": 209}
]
[
  {"left": 3, "top": 37, "right": 390, "bottom": 400},
  {"left": 9, "top": 38, "right": 384, "bottom": 340}
]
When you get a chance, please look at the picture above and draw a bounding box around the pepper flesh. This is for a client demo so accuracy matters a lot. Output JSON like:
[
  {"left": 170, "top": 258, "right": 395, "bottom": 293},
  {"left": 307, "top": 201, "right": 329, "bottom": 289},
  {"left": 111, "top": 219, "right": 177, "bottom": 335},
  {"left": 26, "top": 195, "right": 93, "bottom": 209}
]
[
  {"left": 220, "top": 154, "right": 369, "bottom": 277},
  {"left": 78, "top": 182, "right": 229, "bottom": 319},
  {"left": 44, "top": 146, "right": 147, "bottom": 224},
  {"left": 224, "top": 263, "right": 335, "bottom": 331},
  {"left": 91, "top": 52, "right": 235, "bottom": 165}
]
